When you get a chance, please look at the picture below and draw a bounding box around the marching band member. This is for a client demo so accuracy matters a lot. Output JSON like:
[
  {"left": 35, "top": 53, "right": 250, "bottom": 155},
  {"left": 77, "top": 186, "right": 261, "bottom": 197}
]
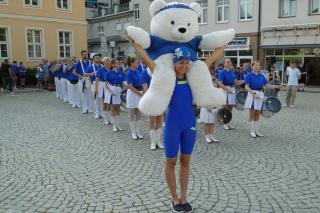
[
  {"left": 72, "top": 50, "right": 92, "bottom": 114},
  {"left": 61, "top": 59, "right": 69, "bottom": 103},
  {"left": 66, "top": 58, "right": 80, "bottom": 108},
  {"left": 105, "top": 59, "right": 125, "bottom": 132},
  {"left": 65, "top": 58, "right": 73, "bottom": 105},
  {"left": 199, "top": 107, "right": 219, "bottom": 143},
  {"left": 217, "top": 58, "right": 237, "bottom": 130},
  {"left": 244, "top": 60, "right": 281, "bottom": 138},
  {"left": 98, "top": 57, "right": 112, "bottom": 125},
  {"left": 85, "top": 54, "right": 102, "bottom": 118},
  {"left": 141, "top": 65, "right": 164, "bottom": 150},
  {"left": 125, "top": 57, "right": 144, "bottom": 140}
]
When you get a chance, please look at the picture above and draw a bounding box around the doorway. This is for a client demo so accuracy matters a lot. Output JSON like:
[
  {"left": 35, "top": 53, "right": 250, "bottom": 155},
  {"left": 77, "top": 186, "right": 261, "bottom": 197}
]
[{"left": 304, "top": 57, "right": 320, "bottom": 86}]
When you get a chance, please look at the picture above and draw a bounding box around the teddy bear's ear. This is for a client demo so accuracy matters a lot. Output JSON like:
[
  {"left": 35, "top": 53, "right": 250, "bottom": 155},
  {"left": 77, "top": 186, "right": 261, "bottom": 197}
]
[
  {"left": 149, "top": 0, "right": 167, "bottom": 16},
  {"left": 190, "top": 2, "right": 202, "bottom": 17}
]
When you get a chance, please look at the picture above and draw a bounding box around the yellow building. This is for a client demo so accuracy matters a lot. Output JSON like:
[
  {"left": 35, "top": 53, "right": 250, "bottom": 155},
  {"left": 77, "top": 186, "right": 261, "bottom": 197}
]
[{"left": 0, "top": 0, "right": 87, "bottom": 66}]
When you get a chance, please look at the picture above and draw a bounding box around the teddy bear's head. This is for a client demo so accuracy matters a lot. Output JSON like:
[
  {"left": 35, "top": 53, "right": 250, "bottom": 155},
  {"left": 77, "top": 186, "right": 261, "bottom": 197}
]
[{"left": 149, "top": 0, "right": 201, "bottom": 43}]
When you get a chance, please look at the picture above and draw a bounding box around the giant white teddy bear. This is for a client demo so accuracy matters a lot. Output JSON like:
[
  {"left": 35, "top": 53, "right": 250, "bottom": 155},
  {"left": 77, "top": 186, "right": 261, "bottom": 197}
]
[{"left": 126, "top": 0, "right": 235, "bottom": 116}]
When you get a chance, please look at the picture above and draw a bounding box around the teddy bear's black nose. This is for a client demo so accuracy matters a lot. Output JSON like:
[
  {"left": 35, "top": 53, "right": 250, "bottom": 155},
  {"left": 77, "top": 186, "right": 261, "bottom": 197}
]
[{"left": 178, "top": 28, "right": 187, "bottom": 33}]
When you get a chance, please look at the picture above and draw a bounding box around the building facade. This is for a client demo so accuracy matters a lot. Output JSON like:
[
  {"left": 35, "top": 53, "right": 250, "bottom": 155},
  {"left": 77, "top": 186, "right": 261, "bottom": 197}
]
[
  {"left": 261, "top": 0, "right": 320, "bottom": 86},
  {"left": 0, "top": 0, "right": 87, "bottom": 66},
  {"left": 86, "top": 0, "right": 320, "bottom": 85}
]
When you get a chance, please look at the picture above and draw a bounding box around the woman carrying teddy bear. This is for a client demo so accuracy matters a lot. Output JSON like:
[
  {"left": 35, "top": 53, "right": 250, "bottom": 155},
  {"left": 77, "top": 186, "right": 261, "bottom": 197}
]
[{"left": 128, "top": 35, "right": 224, "bottom": 212}]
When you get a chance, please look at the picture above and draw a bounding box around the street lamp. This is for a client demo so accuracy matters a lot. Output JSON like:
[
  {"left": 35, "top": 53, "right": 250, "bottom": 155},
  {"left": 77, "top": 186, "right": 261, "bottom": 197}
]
[{"left": 110, "top": 41, "right": 115, "bottom": 58}]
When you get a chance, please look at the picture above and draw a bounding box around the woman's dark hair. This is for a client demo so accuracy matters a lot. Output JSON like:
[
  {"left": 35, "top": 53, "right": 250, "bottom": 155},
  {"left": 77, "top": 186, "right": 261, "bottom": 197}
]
[{"left": 127, "top": 56, "right": 137, "bottom": 67}]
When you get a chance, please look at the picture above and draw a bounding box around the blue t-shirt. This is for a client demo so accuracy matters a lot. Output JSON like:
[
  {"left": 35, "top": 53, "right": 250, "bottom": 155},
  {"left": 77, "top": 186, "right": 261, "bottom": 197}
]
[
  {"left": 66, "top": 64, "right": 78, "bottom": 81},
  {"left": 74, "top": 60, "right": 91, "bottom": 76},
  {"left": 106, "top": 70, "right": 125, "bottom": 85},
  {"left": 85, "top": 64, "right": 101, "bottom": 82},
  {"left": 245, "top": 72, "right": 268, "bottom": 90},
  {"left": 96, "top": 67, "right": 109, "bottom": 82},
  {"left": 217, "top": 69, "right": 236, "bottom": 86},
  {"left": 236, "top": 71, "right": 245, "bottom": 80},
  {"left": 61, "top": 64, "right": 68, "bottom": 79},
  {"left": 125, "top": 68, "right": 141, "bottom": 87},
  {"left": 11, "top": 65, "right": 19, "bottom": 75},
  {"left": 136, "top": 63, "right": 147, "bottom": 75},
  {"left": 145, "top": 35, "right": 202, "bottom": 61},
  {"left": 140, "top": 70, "right": 151, "bottom": 87},
  {"left": 19, "top": 66, "right": 26, "bottom": 77}
]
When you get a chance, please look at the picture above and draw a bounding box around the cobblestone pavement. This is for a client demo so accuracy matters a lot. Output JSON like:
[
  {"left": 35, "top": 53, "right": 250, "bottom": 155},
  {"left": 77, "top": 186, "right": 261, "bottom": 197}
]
[{"left": 0, "top": 91, "right": 320, "bottom": 213}]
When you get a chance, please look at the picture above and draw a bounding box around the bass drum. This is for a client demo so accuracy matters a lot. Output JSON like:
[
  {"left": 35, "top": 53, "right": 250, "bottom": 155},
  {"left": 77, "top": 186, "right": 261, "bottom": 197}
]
[
  {"left": 216, "top": 108, "right": 232, "bottom": 124},
  {"left": 121, "top": 89, "right": 127, "bottom": 104},
  {"left": 261, "top": 102, "right": 274, "bottom": 118},
  {"left": 265, "top": 96, "right": 282, "bottom": 113},
  {"left": 235, "top": 90, "right": 247, "bottom": 110}
]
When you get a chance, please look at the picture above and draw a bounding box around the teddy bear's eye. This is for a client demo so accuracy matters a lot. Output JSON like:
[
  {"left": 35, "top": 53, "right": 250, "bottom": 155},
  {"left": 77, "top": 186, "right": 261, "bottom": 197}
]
[
  {"left": 171, "top": 21, "right": 175, "bottom": 25},
  {"left": 188, "top": 23, "right": 191, "bottom": 26}
]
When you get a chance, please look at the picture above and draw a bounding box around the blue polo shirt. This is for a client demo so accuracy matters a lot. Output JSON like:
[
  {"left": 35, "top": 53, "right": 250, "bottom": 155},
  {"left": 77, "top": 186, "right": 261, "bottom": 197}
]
[
  {"left": 19, "top": 66, "right": 26, "bottom": 77},
  {"left": 136, "top": 63, "right": 147, "bottom": 75},
  {"left": 106, "top": 70, "right": 125, "bottom": 85},
  {"left": 125, "top": 68, "right": 141, "bottom": 87},
  {"left": 85, "top": 64, "right": 101, "bottom": 82},
  {"left": 96, "top": 67, "right": 109, "bottom": 82},
  {"left": 56, "top": 64, "right": 64, "bottom": 78},
  {"left": 74, "top": 60, "right": 91, "bottom": 76},
  {"left": 140, "top": 70, "right": 151, "bottom": 87},
  {"left": 61, "top": 64, "right": 68, "bottom": 79},
  {"left": 245, "top": 72, "right": 268, "bottom": 90},
  {"left": 217, "top": 68, "right": 236, "bottom": 86},
  {"left": 66, "top": 64, "right": 78, "bottom": 81}
]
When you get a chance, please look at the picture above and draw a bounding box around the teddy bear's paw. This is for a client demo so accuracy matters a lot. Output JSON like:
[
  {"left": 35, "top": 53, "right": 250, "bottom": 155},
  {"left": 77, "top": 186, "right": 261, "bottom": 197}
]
[
  {"left": 139, "top": 92, "right": 170, "bottom": 116},
  {"left": 126, "top": 26, "right": 151, "bottom": 48},
  {"left": 194, "top": 87, "right": 226, "bottom": 108}
]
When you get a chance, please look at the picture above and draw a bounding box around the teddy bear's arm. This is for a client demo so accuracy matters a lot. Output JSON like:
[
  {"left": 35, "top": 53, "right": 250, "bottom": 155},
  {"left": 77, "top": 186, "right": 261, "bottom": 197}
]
[
  {"left": 126, "top": 26, "right": 151, "bottom": 49},
  {"left": 199, "top": 28, "right": 235, "bottom": 50}
]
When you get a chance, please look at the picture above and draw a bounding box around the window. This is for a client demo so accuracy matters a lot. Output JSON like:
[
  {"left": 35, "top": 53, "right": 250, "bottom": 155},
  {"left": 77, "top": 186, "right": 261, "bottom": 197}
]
[
  {"left": 280, "top": 0, "right": 296, "bottom": 17},
  {"left": 58, "top": 31, "right": 72, "bottom": 58},
  {"left": 97, "top": 26, "right": 104, "bottom": 37},
  {"left": 239, "top": 0, "right": 253, "bottom": 20},
  {"left": 0, "top": 0, "right": 8, "bottom": 5},
  {"left": 217, "top": 0, "right": 230, "bottom": 23},
  {"left": 57, "top": 0, "right": 70, "bottom": 10},
  {"left": 310, "top": 0, "right": 320, "bottom": 14},
  {"left": 196, "top": 0, "right": 208, "bottom": 24},
  {"left": 134, "top": 4, "right": 139, "bottom": 20},
  {"left": 26, "top": 29, "right": 43, "bottom": 59},
  {"left": 25, "top": 0, "right": 41, "bottom": 7},
  {"left": 0, "top": 27, "right": 9, "bottom": 58}
]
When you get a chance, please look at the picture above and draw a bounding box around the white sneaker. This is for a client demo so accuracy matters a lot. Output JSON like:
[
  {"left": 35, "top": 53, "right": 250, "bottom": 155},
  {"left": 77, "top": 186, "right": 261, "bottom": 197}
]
[
  {"left": 282, "top": 104, "right": 288, "bottom": 107},
  {"left": 94, "top": 114, "right": 99, "bottom": 119},
  {"left": 72, "top": 104, "right": 76, "bottom": 108},
  {"left": 223, "top": 124, "right": 230, "bottom": 130},
  {"left": 256, "top": 131, "right": 264, "bottom": 137},
  {"left": 150, "top": 130, "right": 157, "bottom": 150},
  {"left": 250, "top": 131, "right": 257, "bottom": 138},
  {"left": 210, "top": 135, "right": 219, "bottom": 143},
  {"left": 228, "top": 124, "right": 235, "bottom": 129},
  {"left": 290, "top": 105, "right": 294, "bottom": 108},
  {"left": 82, "top": 110, "right": 88, "bottom": 114},
  {"left": 205, "top": 136, "right": 212, "bottom": 143}
]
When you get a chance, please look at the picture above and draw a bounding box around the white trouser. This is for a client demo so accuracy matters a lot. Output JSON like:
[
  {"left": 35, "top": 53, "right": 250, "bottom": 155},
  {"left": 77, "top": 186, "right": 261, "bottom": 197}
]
[
  {"left": 67, "top": 80, "right": 73, "bottom": 104},
  {"left": 61, "top": 78, "right": 68, "bottom": 102},
  {"left": 70, "top": 82, "right": 81, "bottom": 107},
  {"left": 81, "top": 88, "right": 94, "bottom": 112},
  {"left": 54, "top": 77, "right": 62, "bottom": 98},
  {"left": 95, "top": 97, "right": 104, "bottom": 117}
]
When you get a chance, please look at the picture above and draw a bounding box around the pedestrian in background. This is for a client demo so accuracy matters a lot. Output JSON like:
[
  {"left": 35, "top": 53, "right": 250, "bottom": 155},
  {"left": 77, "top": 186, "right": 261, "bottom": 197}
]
[
  {"left": 19, "top": 62, "right": 26, "bottom": 89},
  {"left": 1, "top": 59, "right": 14, "bottom": 94},
  {"left": 284, "top": 61, "right": 301, "bottom": 108}
]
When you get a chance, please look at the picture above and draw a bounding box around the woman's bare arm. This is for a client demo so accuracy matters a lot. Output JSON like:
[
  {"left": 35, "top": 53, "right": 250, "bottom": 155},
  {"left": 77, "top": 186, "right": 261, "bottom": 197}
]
[
  {"left": 127, "top": 35, "right": 155, "bottom": 73},
  {"left": 205, "top": 47, "right": 225, "bottom": 68}
]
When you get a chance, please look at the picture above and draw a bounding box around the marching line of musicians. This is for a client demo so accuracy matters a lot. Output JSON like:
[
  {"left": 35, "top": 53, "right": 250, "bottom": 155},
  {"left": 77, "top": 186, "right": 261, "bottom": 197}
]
[{"left": 50, "top": 50, "right": 282, "bottom": 149}]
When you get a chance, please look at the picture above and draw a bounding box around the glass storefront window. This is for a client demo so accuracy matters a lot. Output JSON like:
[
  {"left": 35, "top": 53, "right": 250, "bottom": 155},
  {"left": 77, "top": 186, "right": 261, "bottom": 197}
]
[
  {"left": 284, "top": 48, "right": 300, "bottom": 55},
  {"left": 239, "top": 50, "right": 252, "bottom": 56},
  {"left": 225, "top": 51, "right": 237, "bottom": 56},
  {"left": 275, "top": 49, "right": 284, "bottom": 55},
  {"left": 265, "top": 49, "right": 275, "bottom": 56}
]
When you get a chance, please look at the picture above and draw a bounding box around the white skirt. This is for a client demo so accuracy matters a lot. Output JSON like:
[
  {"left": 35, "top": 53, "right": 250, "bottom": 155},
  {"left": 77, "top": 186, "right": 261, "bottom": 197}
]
[
  {"left": 91, "top": 81, "right": 105, "bottom": 98},
  {"left": 200, "top": 108, "right": 218, "bottom": 124},
  {"left": 222, "top": 87, "right": 236, "bottom": 105},
  {"left": 244, "top": 90, "right": 264, "bottom": 111},
  {"left": 126, "top": 89, "right": 142, "bottom": 108},
  {"left": 104, "top": 85, "right": 122, "bottom": 105}
]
